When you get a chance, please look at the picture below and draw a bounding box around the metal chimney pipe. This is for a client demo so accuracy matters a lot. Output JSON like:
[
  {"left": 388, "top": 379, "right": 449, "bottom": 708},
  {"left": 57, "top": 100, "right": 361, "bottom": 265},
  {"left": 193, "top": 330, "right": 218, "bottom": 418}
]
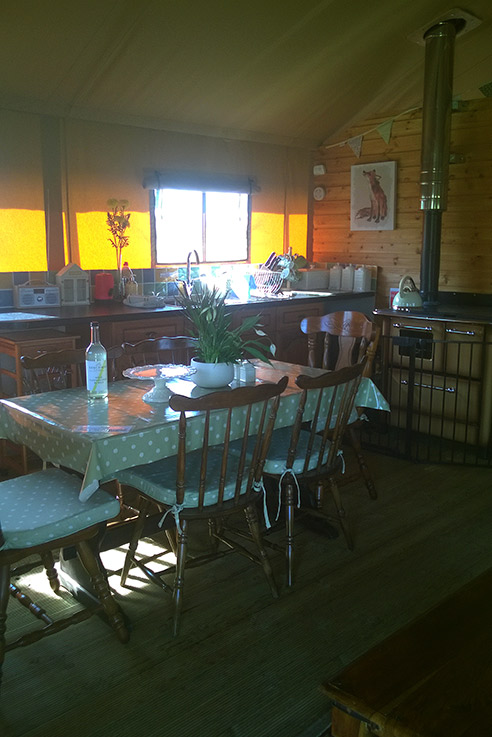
[{"left": 419, "top": 18, "right": 464, "bottom": 308}]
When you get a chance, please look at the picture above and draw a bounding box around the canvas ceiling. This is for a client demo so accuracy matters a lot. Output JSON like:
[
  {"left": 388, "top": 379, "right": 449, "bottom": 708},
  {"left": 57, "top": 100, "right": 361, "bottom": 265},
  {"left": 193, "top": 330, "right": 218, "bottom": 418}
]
[{"left": 1, "top": 0, "right": 491, "bottom": 149}]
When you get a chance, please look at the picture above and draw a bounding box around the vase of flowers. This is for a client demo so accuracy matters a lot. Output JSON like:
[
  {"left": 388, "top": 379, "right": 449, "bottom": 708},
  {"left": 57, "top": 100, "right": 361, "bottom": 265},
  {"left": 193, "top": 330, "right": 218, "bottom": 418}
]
[
  {"left": 177, "top": 282, "right": 275, "bottom": 388},
  {"left": 106, "top": 198, "right": 131, "bottom": 300}
]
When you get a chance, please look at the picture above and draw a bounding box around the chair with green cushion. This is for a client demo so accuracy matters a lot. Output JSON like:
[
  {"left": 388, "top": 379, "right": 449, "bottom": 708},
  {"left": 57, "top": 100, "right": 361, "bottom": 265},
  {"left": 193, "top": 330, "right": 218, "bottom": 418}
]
[
  {"left": 262, "top": 361, "right": 366, "bottom": 586},
  {"left": 116, "top": 375, "right": 288, "bottom": 636},
  {"left": 300, "top": 311, "right": 381, "bottom": 499},
  {"left": 0, "top": 467, "right": 129, "bottom": 690}
]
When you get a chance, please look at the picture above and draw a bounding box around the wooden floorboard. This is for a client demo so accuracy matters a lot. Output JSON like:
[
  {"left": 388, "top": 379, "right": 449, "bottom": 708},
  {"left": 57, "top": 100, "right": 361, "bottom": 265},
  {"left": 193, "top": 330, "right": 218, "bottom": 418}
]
[{"left": 1, "top": 451, "right": 491, "bottom": 737}]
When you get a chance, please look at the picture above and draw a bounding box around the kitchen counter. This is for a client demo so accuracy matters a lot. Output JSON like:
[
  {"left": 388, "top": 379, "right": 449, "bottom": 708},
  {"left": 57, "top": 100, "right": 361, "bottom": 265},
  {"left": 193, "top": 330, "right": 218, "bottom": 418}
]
[
  {"left": 0, "top": 290, "right": 375, "bottom": 397},
  {"left": 0, "top": 290, "right": 375, "bottom": 331}
]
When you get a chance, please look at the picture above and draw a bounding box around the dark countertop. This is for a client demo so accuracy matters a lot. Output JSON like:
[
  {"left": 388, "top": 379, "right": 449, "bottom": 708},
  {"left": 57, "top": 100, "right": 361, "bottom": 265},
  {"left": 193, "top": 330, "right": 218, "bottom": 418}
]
[
  {"left": 375, "top": 304, "right": 492, "bottom": 326},
  {"left": 0, "top": 291, "right": 375, "bottom": 332}
]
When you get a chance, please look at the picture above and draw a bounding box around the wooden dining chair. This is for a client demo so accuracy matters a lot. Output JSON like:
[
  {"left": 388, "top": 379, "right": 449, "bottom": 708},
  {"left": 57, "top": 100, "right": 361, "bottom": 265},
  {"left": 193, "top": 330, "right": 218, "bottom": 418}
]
[
  {"left": 300, "top": 311, "right": 381, "bottom": 499},
  {"left": 261, "top": 361, "right": 366, "bottom": 586},
  {"left": 121, "top": 336, "right": 198, "bottom": 370},
  {"left": 21, "top": 345, "right": 124, "bottom": 394},
  {"left": 0, "top": 466, "right": 129, "bottom": 691},
  {"left": 15, "top": 346, "right": 124, "bottom": 476},
  {"left": 115, "top": 375, "right": 288, "bottom": 636}
]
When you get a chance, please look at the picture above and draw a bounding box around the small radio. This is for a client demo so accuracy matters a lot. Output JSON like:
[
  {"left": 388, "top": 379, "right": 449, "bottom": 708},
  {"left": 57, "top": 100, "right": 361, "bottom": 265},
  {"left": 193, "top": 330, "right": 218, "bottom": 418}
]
[{"left": 14, "top": 283, "right": 61, "bottom": 309}]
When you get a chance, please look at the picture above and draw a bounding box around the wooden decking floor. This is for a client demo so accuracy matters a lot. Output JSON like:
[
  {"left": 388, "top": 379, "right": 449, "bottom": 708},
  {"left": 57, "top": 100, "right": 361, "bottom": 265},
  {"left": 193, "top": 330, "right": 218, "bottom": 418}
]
[{"left": 1, "top": 450, "right": 491, "bottom": 737}]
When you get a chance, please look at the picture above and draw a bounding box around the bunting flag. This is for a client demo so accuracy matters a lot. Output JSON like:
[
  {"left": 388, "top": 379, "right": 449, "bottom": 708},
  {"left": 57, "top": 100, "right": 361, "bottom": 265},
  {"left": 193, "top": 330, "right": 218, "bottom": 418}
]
[
  {"left": 479, "top": 81, "right": 492, "bottom": 98},
  {"left": 323, "top": 104, "right": 420, "bottom": 154},
  {"left": 347, "top": 135, "right": 363, "bottom": 158},
  {"left": 376, "top": 119, "right": 393, "bottom": 143}
]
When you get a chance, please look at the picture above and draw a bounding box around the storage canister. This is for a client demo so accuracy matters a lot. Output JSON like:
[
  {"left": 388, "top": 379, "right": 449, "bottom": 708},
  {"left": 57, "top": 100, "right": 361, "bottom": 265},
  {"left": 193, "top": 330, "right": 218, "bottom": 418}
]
[
  {"left": 329, "top": 263, "right": 342, "bottom": 290},
  {"left": 341, "top": 264, "right": 355, "bottom": 291},
  {"left": 353, "top": 266, "right": 371, "bottom": 292}
]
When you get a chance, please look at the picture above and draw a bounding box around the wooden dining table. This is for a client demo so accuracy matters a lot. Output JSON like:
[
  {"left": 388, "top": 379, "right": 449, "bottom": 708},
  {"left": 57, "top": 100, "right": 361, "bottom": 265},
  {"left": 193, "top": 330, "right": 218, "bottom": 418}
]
[
  {"left": 0, "top": 360, "right": 389, "bottom": 502},
  {"left": 0, "top": 359, "right": 389, "bottom": 605}
]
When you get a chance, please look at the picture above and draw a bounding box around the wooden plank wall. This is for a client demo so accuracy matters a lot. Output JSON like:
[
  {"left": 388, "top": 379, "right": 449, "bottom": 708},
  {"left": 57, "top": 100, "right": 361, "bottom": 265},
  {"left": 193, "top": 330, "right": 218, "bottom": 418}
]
[{"left": 311, "top": 98, "right": 492, "bottom": 308}]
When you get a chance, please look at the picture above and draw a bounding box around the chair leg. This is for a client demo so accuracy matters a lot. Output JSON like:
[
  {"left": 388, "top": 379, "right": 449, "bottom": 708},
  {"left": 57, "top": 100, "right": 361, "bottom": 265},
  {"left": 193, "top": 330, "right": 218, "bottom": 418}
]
[
  {"left": 347, "top": 426, "right": 377, "bottom": 500},
  {"left": 76, "top": 540, "right": 129, "bottom": 644},
  {"left": 207, "top": 518, "right": 220, "bottom": 553},
  {"left": 284, "top": 480, "right": 296, "bottom": 587},
  {"left": 120, "top": 498, "right": 149, "bottom": 586},
  {"left": 165, "top": 528, "right": 178, "bottom": 557},
  {"left": 173, "top": 519, "right": 188, "bottom": 637},
  {"left": 327, "top": 479, "right": 353, "bottom": 551},
  {"left": 244, "top": 504, "right": 278, "bottom": 599},
  {"left": 0, "top": 565, "right": 10, "bottom": 688},
  {"left": 40, "top": 551, "right": 60, "bottom": 593}
]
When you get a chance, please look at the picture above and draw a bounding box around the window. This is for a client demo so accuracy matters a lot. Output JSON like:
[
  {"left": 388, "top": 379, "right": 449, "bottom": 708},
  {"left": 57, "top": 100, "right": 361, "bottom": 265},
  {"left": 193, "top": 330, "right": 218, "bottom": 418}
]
[{"left": 152, "top": 188, "right": 250, "bottom": 265}]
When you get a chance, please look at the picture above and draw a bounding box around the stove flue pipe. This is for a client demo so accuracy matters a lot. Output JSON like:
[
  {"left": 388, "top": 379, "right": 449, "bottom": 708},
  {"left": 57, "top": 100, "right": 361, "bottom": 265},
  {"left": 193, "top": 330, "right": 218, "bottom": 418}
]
[{"left": 419, "top": 18, "right": 464, "bottom": 308}]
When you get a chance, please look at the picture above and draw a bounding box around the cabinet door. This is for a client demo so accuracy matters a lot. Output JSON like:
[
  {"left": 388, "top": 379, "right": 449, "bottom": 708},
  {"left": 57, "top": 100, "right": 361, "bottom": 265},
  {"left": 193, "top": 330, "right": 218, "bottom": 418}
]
[
  {"left": 275, "top": 301, "right": 324, "bottom": 364},
  {"left": 444, "top": 322, "right": 484, "bottom": 380},
  {"left": 110, "top": 314, "right": 185, "bottom": 346},
  {"left": 389, "top": 369, "right": 481, "bottom": 445},
  {"left": 230, "top": 304, "right": 277, "bottom": 358}
]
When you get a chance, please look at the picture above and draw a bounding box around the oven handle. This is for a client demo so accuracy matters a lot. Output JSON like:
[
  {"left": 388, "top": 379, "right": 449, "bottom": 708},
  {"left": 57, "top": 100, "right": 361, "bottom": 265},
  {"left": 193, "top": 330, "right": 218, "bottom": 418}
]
[
  {"left": 400, "top": 379, "right": 456, "bottom": 393},
  {"left": 445, "top": 328, "right": 477, "bottom": 336},
  {"left": 392, "top": 323, "right": 433, "bottom": 331}
]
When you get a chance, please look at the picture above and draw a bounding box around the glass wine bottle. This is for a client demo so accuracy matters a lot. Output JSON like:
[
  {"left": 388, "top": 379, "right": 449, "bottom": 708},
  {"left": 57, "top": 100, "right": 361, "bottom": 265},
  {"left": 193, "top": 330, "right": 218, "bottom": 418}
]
[{"left": 85, "top": 321, "right": 108, "bottom": 400}]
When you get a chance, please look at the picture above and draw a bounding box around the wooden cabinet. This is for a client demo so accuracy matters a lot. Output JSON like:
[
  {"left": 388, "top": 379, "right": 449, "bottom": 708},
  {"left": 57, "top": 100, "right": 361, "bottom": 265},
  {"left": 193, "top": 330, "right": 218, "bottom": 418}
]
[
  {"left": 230, "top": 300, "right": 326, "bottom": 364},
  {"left": 0, "top": 329, "right": 80, "bottom": 397},
  {"left": 274, "top": 300, "right": 325, "bottom": 364},
  {"left": 108, "top": 313, "right": 186, "bottom": 346}
]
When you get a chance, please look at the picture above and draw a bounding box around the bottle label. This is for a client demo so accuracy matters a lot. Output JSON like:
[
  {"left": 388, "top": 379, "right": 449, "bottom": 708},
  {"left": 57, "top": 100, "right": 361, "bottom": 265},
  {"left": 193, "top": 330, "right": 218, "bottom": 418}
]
[{"left": 86, "top": 357, "right": 108, "bottom": 397}]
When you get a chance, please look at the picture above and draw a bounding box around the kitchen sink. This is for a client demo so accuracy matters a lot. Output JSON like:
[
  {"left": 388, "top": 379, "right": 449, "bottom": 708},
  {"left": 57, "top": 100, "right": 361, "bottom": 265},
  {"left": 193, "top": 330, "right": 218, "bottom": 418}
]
[{"left": 282, "top": 290, "right": 336, "bottom": 298}]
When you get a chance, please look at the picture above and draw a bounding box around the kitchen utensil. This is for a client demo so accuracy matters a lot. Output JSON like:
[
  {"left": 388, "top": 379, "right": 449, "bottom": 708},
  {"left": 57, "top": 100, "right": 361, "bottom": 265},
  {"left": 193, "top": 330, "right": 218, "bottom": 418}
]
[{"left": 392, "top": 274, "right": 423, "bottom": 309}]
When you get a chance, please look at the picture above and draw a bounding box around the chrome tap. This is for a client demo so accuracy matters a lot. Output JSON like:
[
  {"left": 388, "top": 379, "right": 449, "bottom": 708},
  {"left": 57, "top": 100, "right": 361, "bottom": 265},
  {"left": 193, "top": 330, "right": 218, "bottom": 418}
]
[{"left": 186, "top": 250, "right": 200, "bottom": 290}]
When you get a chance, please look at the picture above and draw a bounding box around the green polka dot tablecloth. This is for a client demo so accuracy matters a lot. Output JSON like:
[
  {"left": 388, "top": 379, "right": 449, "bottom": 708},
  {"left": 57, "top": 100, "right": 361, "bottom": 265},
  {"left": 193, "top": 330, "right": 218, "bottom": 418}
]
[{"left": 0, "top": 362, "right": 389, "bottom": 502}]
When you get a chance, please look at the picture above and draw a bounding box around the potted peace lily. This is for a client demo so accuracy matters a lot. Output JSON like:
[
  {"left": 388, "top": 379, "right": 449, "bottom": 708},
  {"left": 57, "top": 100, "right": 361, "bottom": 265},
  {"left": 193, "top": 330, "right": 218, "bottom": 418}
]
[{"left": 177, "top": 281, "right": 275, "bottom": 388}]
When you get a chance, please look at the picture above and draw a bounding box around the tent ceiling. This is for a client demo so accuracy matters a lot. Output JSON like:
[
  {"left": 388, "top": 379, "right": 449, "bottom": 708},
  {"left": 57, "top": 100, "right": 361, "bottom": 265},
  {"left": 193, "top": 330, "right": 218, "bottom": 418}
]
[{"left": 1, "top": 0, "right": 491, "bottom": 148}]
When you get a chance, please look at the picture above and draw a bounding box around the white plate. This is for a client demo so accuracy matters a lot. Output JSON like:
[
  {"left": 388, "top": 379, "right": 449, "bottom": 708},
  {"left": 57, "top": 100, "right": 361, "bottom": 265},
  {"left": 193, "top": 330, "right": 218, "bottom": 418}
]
[{"left": 123, "top": 364, "right": 195, "bottom": 402}]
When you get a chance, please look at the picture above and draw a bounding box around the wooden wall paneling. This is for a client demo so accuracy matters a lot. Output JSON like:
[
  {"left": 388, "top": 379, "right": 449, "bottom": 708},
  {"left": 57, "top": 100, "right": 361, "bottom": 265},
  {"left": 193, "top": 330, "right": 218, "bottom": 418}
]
[{"left": 311, "top": 99, "right": 492, "bottom": 307}]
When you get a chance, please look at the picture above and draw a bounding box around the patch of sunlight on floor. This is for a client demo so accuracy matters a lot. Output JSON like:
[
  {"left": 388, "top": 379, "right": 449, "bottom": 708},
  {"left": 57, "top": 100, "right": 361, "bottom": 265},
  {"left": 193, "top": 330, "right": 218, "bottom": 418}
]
[{"left": 100, "top": 538, "right": 177, "bottom": 597}]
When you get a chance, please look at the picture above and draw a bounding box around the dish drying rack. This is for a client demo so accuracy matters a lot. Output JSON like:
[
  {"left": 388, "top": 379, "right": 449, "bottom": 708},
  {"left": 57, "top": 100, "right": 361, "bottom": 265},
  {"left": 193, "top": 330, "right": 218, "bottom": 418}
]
[{"left": 252, "top": 268, "right": 284, "bottom": 297}]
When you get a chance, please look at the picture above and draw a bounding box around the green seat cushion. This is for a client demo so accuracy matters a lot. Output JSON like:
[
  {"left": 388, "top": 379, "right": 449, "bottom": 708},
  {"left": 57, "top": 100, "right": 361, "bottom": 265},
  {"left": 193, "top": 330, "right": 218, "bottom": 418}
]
[
  {"left": 264, "top": 427, "right": 331, "bottom": 474},
  {"left": 117, "top": 447, "right": 251, "bottom": 508},
  {"left": 0, "top": 468, "right": 120, "bottom": 551},
  {"left": 231, "top": 427, "right": 331, "bottom": 475}
]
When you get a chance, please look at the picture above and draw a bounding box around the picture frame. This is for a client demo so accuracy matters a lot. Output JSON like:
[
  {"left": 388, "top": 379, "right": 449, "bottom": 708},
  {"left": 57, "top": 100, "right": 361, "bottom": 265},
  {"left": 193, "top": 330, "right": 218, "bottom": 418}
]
[{"left": 350, "top": 161, "right": 396, "bottom": 231}]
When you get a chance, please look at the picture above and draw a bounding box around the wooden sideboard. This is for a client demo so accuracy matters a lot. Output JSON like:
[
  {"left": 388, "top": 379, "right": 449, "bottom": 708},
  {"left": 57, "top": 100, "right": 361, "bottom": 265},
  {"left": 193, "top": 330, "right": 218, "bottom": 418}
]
[{"left": 0, "top": 329, "right": 79, "bottom": 398}]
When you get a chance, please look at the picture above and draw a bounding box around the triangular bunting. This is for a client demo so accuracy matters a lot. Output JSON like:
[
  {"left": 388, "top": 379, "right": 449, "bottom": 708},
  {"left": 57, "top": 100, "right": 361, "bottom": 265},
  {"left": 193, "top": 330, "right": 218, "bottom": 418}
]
[
  {"left": 377, "top": 119, "right": 393, "bottom": 144},
  {"left": 479, "top": 81, "right": 492, "bottom": 98},
  {"left": 347, "top": 135, "right": 363, "bottom": 158}
]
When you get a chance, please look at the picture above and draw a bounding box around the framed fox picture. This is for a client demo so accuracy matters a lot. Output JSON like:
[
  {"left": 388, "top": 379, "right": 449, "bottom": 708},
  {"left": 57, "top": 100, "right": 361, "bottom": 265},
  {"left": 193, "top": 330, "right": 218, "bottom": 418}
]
[{"left": 350, "top": 161, "right": 396, "bottom": 231}]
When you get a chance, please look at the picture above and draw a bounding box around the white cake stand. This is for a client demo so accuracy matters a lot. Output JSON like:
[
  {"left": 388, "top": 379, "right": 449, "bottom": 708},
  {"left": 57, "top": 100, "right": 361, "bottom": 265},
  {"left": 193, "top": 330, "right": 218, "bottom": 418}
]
[{"left": 123, "top": 364, "right": 194, "bottom": 403}]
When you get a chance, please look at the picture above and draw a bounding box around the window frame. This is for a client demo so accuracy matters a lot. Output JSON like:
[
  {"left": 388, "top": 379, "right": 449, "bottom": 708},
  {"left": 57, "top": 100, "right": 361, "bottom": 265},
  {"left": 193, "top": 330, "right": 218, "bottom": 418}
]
[
  {"left": 146, "top": 170, "right": 257, "bottom": 268},
  {"left": 150, "top": 188, "right": 252, "bottom": 267}
]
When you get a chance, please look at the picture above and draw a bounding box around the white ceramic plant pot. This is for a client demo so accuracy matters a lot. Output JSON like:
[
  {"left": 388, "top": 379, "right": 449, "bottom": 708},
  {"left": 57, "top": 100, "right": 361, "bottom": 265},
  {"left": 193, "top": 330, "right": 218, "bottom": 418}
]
[{"left": 190, "top": 358, "right": 235, "bottom": 388}]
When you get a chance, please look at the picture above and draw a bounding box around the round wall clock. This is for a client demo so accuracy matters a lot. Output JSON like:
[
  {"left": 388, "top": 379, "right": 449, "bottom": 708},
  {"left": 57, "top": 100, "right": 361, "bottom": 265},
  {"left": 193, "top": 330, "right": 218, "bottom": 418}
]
[{"left": 313, "top": 186, "right": 326, "bottom": 201}]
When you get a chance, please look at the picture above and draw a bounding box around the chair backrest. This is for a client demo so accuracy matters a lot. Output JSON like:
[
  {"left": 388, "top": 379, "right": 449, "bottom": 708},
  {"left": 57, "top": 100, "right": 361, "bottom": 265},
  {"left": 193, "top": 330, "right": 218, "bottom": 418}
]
[
  {"left": 122, "top": 336, "right": 198, "bottom": 369},
  {"left": 286, "top": 361, "right": 366, "bottom": 475},
  {"left": 169, "top": 376, "right": 288, "bottom": 511},
  {"left": 300, "top": 311, "right": 380, "bottom": 377},
  {"left": 20, "top": 346, "right": 123, "bottom": 393}
]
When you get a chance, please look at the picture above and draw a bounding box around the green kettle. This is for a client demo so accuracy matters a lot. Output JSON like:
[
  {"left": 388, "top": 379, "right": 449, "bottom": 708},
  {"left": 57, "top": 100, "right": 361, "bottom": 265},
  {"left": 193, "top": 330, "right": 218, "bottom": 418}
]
[{"left": 392, "top": 275, "right": 423, "bottom": 310}]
